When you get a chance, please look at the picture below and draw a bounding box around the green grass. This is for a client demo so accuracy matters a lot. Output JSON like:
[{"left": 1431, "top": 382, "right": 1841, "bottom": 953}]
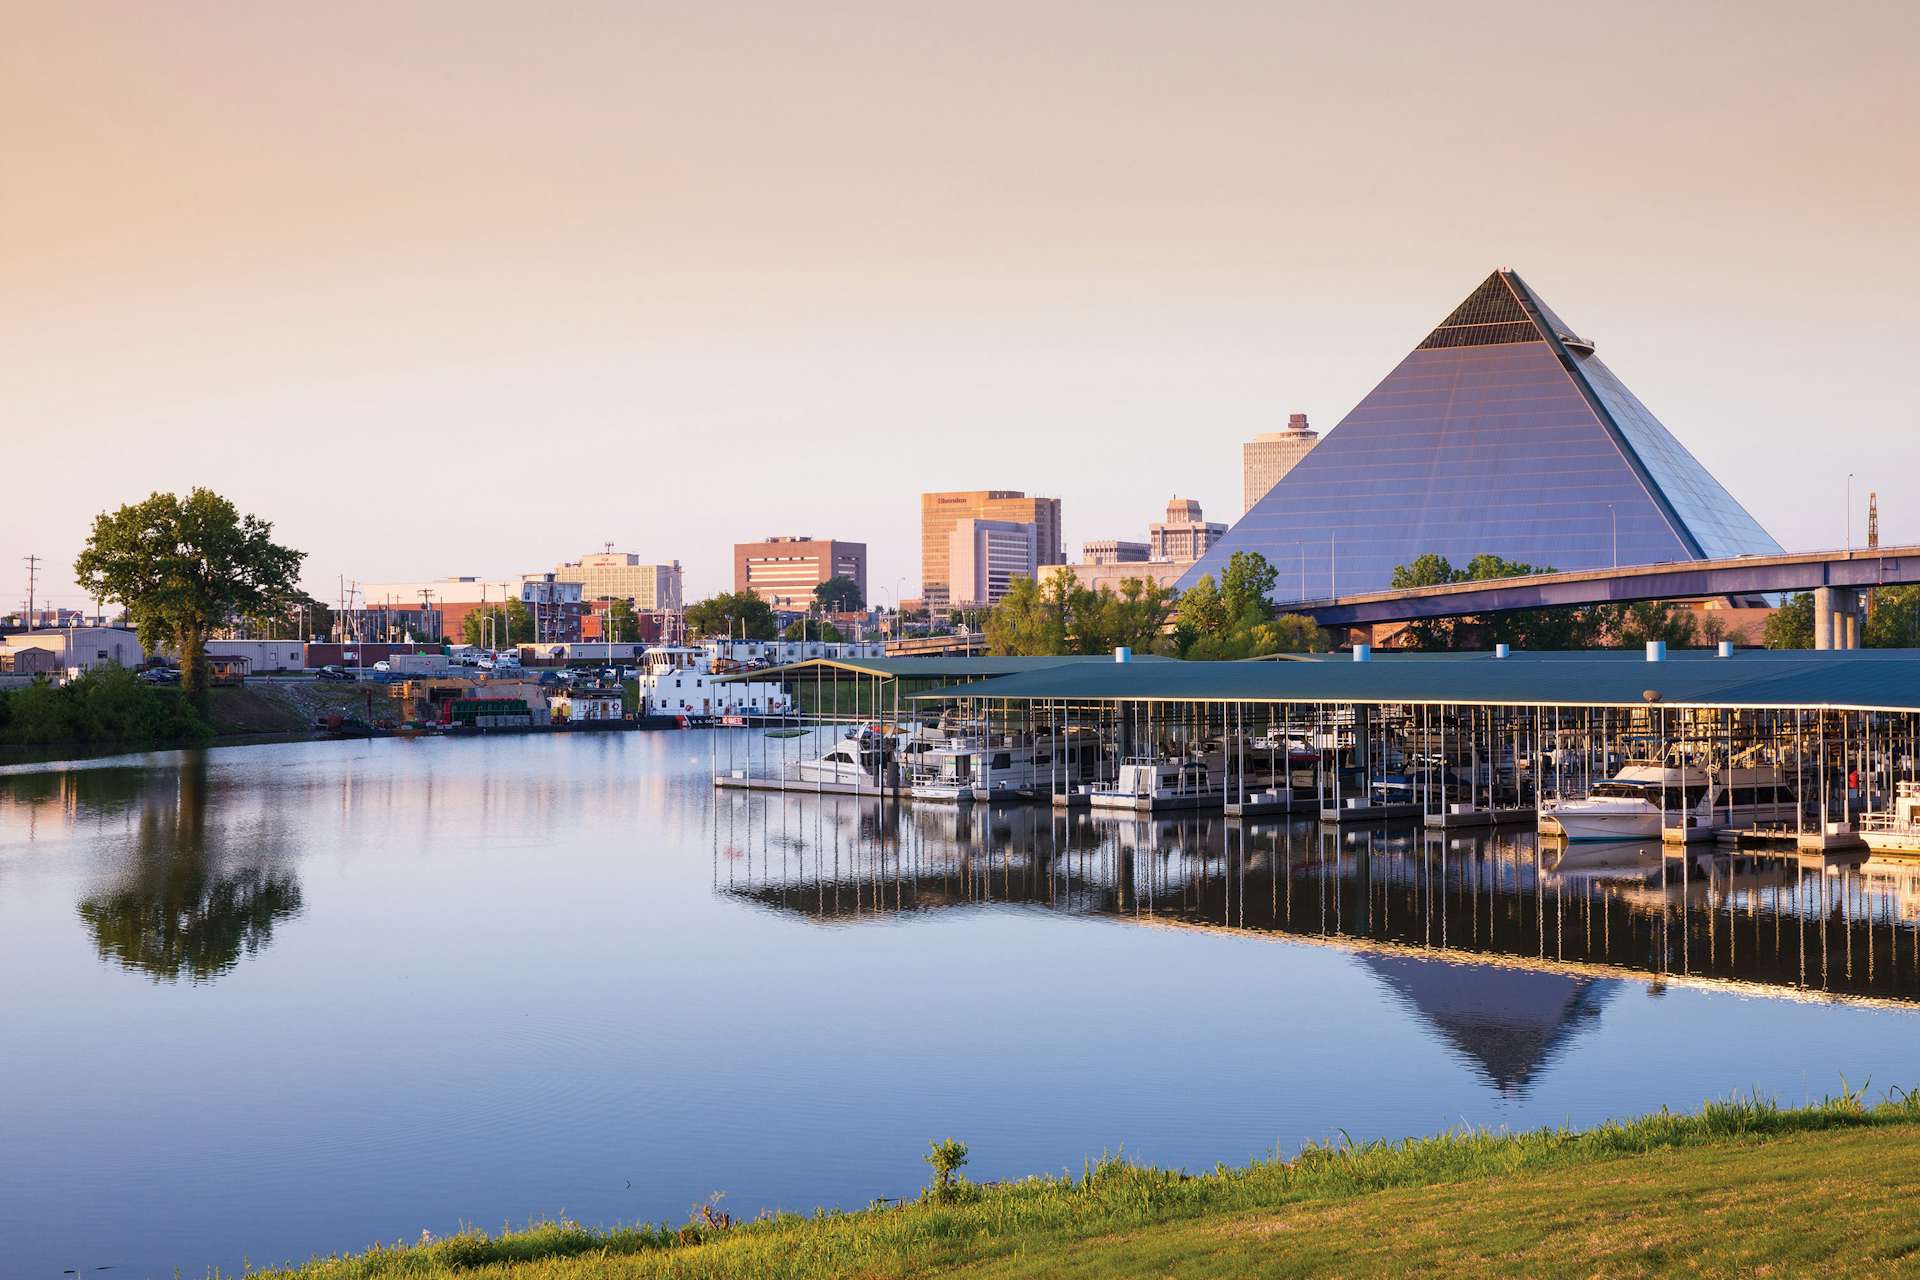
[{"left": 256, "top": 1089, "right": 1920, "bottom": 1278}]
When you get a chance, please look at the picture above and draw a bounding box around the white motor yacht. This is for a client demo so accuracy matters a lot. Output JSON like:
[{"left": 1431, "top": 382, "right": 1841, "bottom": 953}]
[
  {"left": 1543, "top": 762, "right": 1798, "bottom": 841},
  {"left": 794, "top": 734, "right": 891, "bottom": 787},
  {"left": 1089, "top": 757, "right": 1221, "bottom": 811},
  {"left": 908, "top": 731, "right": 1099, "bottom": 802}
]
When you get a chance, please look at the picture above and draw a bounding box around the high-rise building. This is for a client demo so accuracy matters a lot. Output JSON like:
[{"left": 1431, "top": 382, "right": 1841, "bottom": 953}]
[
  {"left": 1149, "top": 498, "right": 1227, "bottom": 562},
  {"left": 920, "top": 490, "right": 1062, "bottom": 609},
  {"left": 1082, "top": 539, "right": 1150, "bottom": 565},
  {"left": 733, "top": 537, "right": 868, "bottom": 609},
  {"left": 552, "top": 553, "right": 683, "bottom": 611},
  {"left": 1242, "top": 414, "right": 1319, "bottom": 514},
  {"left": 1181, "top": 269, "right": 1781, "bottom": 602},
  {"left": 947, "top": 519, "right": 1039, "bottom": 608}
]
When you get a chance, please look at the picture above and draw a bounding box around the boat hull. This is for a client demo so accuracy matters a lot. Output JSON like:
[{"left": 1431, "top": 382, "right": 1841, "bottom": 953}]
[{"left": 1549, "top": 807, "right": 1662, "bottom": 841}]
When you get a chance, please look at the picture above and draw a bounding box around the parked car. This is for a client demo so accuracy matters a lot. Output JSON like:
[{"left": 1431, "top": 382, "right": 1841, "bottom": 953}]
[
  {"left": 316, "top": 666, "right": 354, "bottom": 682},
  {"left": 137, "top": 667, "right": 179, "bottom": 684},
  {"left": 372, "top": 660, "right": 391, "bottom": 672}
]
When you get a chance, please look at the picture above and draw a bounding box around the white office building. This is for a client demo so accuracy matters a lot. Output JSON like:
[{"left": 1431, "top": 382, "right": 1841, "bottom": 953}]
[{"left": 947, "top": 518, "right": 1040, "bottom": 608}]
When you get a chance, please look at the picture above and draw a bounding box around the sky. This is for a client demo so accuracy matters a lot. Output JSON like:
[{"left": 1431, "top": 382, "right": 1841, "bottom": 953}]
[{"left": 5, "top": 0, "right": 1917, "bottom": 612}]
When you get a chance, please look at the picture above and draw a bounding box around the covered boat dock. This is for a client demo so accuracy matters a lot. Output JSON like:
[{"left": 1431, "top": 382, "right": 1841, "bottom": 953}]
[{"left": 899, "top": 648, "right": 1920, "bottom": 847}]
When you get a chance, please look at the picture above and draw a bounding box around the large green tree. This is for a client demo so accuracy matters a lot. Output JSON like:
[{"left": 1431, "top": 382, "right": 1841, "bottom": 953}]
[
  {"left": 1762, "top": 593, "right": 1815, "bottom": 649},
  {"left": 603, "top": 598, "right": 637, "bottom": 643},
  {"left": 812, "top": 575, "right": 865, "bottom": 613},
  {"left": 685, "top": 590, "right": 777, "bottom": 640},
  {"left": 1866, "top": 587, "right": 1920, "bottom": 648},
  {"left": 74, "top": 489, "right": 305, "bottom": 707},
  {"left": 463, "top": 600, "right": 533, "bottom": 648},
  {"left": 1170, "top": 552, "right": 1307, "bottom": 658},
  {"left": 782, "top": 617, "right": 844, "bottom": 643},
  {"left": 983, "top": 571, "right": 1177, "bottom": 657}
]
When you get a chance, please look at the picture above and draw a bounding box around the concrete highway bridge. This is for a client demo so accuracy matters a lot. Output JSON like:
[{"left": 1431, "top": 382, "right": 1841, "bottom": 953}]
[{"left": 1296, "top": 546, "right": 1920, "bottom": 649}]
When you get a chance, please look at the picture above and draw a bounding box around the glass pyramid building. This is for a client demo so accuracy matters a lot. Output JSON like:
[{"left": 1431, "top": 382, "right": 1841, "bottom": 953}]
[{"left": 1178, "top": 269, "right": 1781, "bottom": 602}]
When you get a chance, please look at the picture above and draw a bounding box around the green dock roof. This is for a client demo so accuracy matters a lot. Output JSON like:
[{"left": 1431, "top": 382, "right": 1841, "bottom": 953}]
[
  {"left": 716, "top": 654, "right": 1173, "bottom": 682},
  {"left": 908, "top": 650, "right": 1920, "bottom": 713}
]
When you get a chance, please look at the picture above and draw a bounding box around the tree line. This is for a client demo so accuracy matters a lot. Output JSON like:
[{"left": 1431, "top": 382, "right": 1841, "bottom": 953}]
[{"left": 1384, "top": 553, "right": 1710, "bottom": 650}]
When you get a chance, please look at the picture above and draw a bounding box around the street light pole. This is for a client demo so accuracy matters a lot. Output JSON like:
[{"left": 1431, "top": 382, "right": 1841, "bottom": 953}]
[{"left": 1847, "top": 473, "right": 1855, "bottom": 551}]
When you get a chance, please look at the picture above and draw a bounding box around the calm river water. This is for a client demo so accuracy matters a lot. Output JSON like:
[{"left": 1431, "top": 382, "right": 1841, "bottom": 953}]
[{"left": 5, "top": 731, "right": 1920, "bottom": 1277}]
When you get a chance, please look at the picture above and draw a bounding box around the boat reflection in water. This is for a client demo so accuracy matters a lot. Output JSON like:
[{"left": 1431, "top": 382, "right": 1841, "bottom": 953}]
[
  {"left": 4, "top": 756, "right": 305, "bottom": 984},
  {"left": 717, "top": 795, "right": 1920, "bottom": 1014}
]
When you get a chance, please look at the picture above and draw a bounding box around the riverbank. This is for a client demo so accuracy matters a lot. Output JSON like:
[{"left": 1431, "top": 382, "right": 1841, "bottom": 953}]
[{"left": 260, "top": 1093, "right": 1920, "bottom": 1278}]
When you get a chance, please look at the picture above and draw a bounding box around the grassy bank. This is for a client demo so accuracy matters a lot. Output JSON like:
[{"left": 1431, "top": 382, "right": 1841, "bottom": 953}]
[{"left": 260, "top": 1091, "right": 1920, "bottom": 1278}]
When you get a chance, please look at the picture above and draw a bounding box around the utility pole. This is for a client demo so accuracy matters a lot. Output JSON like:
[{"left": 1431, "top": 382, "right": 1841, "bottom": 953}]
[
  {"left": 23, "top": 554, "right": 39, "bottom": 629},
  {"left": 1867, "top": 492, "right": 1881, "bottom": 622}
]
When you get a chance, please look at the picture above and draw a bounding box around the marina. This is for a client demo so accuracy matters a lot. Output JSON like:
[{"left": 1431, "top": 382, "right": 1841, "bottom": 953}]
[{"left": 709, "top": 648, "right": 1920, "bottom": 865}]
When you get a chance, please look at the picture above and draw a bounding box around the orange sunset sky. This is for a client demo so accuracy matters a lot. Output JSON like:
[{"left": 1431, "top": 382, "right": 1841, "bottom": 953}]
[{"left": 5, "top": 1, "right": 1917, "bottom": 609}]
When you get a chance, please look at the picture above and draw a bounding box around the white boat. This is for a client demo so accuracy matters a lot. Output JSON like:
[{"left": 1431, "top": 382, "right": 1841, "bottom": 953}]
[
  {"left": 794, "top": 735, "right": 892, "bottom": 787},
  {"left": 1245, "top": 734, "right": 1321, "bottom": 769},
  {"left": 908, "top": 731, "right": 1100, "bottom": 802},
  {"left": 1542, "top": 762, "right": 1798, "bottom": 841},
  {"left": 1860, "top": 782, "right": 1920, "bottom": 854},
  {"left": 1089, "top": 757, "right": 1222, "bottom": 811}
]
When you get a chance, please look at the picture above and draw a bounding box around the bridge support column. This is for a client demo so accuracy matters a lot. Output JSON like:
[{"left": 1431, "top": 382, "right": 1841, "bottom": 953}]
[
  {"left": 1840, "top": 589, "right": 1861, "bottom": 649},
  {"left": 1814, "top": 586, "right": 1834, "bottom": 650}
]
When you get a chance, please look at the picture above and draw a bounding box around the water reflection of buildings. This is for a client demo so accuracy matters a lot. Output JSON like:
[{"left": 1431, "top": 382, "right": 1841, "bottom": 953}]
[
  {"left": 717, "top": 795, "right": 1920, "bottom": 1013},
  {"left": 3, "top": 758, "right": 304, "bottom": 983}
]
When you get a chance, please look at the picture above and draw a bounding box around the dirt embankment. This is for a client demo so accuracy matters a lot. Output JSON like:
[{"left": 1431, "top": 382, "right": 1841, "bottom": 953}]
[{"left": 205, "top": 680, "right": 391, "bottom": 736}]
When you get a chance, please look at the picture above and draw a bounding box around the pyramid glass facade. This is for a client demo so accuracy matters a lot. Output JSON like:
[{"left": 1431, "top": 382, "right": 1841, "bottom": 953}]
[{"left": 1180, "top": 270, "right": 1780, "bottom": 602}]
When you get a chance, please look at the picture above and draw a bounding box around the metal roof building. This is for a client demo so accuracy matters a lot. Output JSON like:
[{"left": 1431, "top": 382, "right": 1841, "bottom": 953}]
[{"left": 913, "top": 650, "right": 1920, "bottom": 714}]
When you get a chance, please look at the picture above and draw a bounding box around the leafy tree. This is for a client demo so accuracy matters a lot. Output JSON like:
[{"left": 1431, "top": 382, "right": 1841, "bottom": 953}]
[
  {"left": 1762, "top": 593, "right": 1815, "bottom": 649},
  {"left": 603, "top": 598, "right": 637, "bottom": 643},
  {"left": 1250, "top": 613, "right": 1327, "bottom": 655},
  {"left": 1592, "top": 601, "right": 1698, "bottom": 649},
  {"left": 1387, "top": 554, "right": 1571, "bottom": 649},
  {"left": 74, "top": 489, "right": 305, "bottom": 707},
  {"left": 1174, "top": 574, "right": 1227, "bottom": 641},
  {"left": 984, "top": 575, "right": 1069, "bottom": 656},
  {"left": 1460, "top": 554, "right": 1544, "bottom": 582},
  {"left": 1391, "top": 554, "right": 1459, "bottom": 590},
  {"left": 1866, "top": 586, "right": 1920, "bottom": 648},
  {"left": 685, "top": 591, "right": 777, "bottom": 640},
  {"left": 1219, "top": 551, "right": 1279, "bottom": 630},
  {"left": 783, "top": 617, "right": 844, "bottom": 642},
  {"left": 984, "top": 572, "right": 1176, "bottom": 657},
  {"left": 812, "top": 575, "right": 865, "bottom": 613},
  {"left": 462, "top": 600, "right": 533, "bottom": 648},
  {"left": 1084, "top": 577, "right": 1177, "bottom": 654}
]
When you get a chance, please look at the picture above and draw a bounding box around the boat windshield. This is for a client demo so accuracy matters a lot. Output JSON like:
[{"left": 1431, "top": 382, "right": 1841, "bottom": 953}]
[{"left": 1590, "top": 781, "right": 1650, "bottom": 799}]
